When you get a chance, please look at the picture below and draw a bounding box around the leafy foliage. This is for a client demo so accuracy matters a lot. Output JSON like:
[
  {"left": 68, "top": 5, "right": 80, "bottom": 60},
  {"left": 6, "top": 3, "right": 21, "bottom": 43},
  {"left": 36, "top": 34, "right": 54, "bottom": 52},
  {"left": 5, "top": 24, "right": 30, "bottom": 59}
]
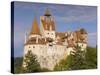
[
  {"left": 54, "top": 46, "right": 97, "bottom": 71},
  {"left": 80, "top": 28, "right": 87, "bottom": 34},
  {"left": 14, "top": 57, "right": 23, "bottom": 73},
  {"left": 85, "top": 46, "right": 97, "bottom": 69},
  {"left": 69, "top": 46, "right": 87, "bottom": 70},
  {"left": 54, "top": 55, "right": 71, "bottom": 71},
  {"left": 14, "top": 51, "right": 50, "bottom": 73}
]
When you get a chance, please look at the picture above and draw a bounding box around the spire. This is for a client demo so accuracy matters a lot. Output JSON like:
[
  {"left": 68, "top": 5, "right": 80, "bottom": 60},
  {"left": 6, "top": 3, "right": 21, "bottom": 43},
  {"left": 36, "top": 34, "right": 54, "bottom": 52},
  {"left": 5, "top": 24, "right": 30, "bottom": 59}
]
[
  {"left": 44, "top": 8, "right": 51, "bottom": 16},
  {"left": 30, "top": 17, "right": 40, "bottom": 35}
]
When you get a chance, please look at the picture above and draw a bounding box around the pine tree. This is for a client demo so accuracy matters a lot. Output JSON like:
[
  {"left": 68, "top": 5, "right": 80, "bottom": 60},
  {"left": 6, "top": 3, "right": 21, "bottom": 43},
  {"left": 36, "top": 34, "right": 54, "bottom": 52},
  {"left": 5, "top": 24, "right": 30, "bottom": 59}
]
[
  {"left": 23, "top": 51, "right": 41, "bottom": 73},
  {"left": 54, "top": 46, "right": 97, "bottom": 71},
  {"left": 69, "top": 46, "right": 87, "bottom": 70},
  {"left": 85, "top": 47, "right": 97, "bottom": 69}
]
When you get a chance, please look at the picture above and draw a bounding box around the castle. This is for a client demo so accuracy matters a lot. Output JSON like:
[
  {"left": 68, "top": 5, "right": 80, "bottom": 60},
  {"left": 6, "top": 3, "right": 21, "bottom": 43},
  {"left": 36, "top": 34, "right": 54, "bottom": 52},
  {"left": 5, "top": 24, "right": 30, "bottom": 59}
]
[{"left": 23, "top": 9, "right": 87, "bottom": 70}]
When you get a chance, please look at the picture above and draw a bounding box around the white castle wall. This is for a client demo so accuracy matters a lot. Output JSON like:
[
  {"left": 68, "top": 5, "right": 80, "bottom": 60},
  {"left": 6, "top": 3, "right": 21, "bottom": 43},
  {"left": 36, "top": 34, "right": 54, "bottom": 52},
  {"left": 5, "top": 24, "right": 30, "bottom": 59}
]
[
  {"left": 23, "top": 44, "right": 47, "bottom": 68},
  {"left": 24, "top": 44, "right": 48, "bottom": 56},
  {"left": 24, "top": 42, "right": 69, "bottom": 70},
  {"left": 67, "top": 47, "right": 74, "bottom": 55}
]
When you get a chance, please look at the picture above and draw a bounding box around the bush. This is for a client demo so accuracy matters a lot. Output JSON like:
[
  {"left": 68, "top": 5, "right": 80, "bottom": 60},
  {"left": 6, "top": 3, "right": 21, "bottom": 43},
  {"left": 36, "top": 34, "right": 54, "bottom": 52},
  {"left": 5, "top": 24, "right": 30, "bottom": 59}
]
[{"left": 14, "top": 57, "right": 23, "bottom": 73}]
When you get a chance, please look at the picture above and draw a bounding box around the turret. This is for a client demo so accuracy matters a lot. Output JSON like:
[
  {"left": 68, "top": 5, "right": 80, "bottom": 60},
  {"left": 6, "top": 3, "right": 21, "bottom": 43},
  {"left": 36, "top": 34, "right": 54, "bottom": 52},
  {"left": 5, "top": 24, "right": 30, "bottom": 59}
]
[
  {"left": 40, "top": 9, "right": 56, "bottom": 40},
  {"left": 29, "top": 17, "right": 41, "bottom": 39}
]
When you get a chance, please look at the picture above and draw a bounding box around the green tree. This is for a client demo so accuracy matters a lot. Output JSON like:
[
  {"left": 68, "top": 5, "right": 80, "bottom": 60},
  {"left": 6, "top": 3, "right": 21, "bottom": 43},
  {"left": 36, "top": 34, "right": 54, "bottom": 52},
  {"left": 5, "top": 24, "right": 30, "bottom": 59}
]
[
  {"left": 54, "top": 46, "right": 87, "bottom": 70},
  {"left": 23, "top": 51, "right": 41, "bottom": 73},
  {"left": 14, "top": 57, "right": 23, "bottom": 73},
  {"left": 69, "top": 46, "right": 87, "bottom": 70},
  {"left": 54, "top": 46, "right": 97, "bottom": 71},
  {"left": 85, "top": 47, "right": 97, "bottom": 69},
  {"left": 14, "top": 46, "right": 97, "bottom": 73},
  {"left": 54, "top": 55, "right": 71, "bottom": 71},
  {"left": 80, "top": 28, "right": 87, "bottom": 34}
]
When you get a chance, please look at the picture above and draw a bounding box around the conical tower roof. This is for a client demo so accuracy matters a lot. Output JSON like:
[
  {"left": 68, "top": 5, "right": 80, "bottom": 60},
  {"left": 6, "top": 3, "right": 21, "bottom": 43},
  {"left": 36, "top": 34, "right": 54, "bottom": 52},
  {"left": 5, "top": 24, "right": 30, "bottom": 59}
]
[
  {"left": 30, "top": 17, "right": 40, "bottom": 35},
  {"left": 44, "top": 8, "right": 51, "bottom": 16}
]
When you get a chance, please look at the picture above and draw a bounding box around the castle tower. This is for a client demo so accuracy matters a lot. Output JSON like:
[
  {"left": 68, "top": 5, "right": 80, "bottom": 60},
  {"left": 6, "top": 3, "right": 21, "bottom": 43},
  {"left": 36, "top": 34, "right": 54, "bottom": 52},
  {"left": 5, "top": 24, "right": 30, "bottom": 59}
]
[
  {"left": 40, "top": 9, "right": 56, "bottom": 40},
  {"left": 23, "top": 17, "right": 41, "bottom": 68},
  {"left": 24, "top": 17, "right": 41, "bottom": 60},
  {"left": 29, "top": 17, "right": 41, "bottom": 39}
]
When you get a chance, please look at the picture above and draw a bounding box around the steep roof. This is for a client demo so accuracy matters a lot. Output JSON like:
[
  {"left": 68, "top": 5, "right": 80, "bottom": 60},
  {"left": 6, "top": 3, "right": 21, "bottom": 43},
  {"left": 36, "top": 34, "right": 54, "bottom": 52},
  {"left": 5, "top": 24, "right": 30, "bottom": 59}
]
[
  {"left": 44, "top": 8, "right": 51, "bottom": 16},
  {"left": 30, "top": 17, "right": 41, "bottom": 35},
  {"left": 56, "top": 32, "right": 65, "bottom": 38}
]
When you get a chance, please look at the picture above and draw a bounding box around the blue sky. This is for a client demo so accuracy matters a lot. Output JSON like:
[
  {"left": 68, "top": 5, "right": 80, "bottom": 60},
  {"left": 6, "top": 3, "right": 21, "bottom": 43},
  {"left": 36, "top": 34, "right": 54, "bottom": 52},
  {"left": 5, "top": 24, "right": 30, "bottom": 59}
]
[{"left": 13, "top": 1, "right": 97, "bottom": 57}]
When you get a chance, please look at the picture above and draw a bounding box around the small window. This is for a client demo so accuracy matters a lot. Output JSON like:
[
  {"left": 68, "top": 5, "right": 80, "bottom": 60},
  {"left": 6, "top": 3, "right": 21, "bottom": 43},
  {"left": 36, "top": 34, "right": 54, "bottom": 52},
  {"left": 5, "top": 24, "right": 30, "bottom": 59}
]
[
  {"left": 29, "top": 46, "right": 30, "bottom": 48},
  {"left": 48, "top": 33, "right": 49, "bottom": 34}
]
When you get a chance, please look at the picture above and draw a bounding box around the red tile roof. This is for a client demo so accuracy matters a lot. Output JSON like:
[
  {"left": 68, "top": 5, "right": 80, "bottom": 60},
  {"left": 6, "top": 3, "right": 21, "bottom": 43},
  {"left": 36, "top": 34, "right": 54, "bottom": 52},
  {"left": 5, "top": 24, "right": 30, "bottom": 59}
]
[
  {"left": 56, "top": 32, "right": 65, "bottom": 38},
  {"left": 30, "top": 17, "right": 41, "bottom": 35}
]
